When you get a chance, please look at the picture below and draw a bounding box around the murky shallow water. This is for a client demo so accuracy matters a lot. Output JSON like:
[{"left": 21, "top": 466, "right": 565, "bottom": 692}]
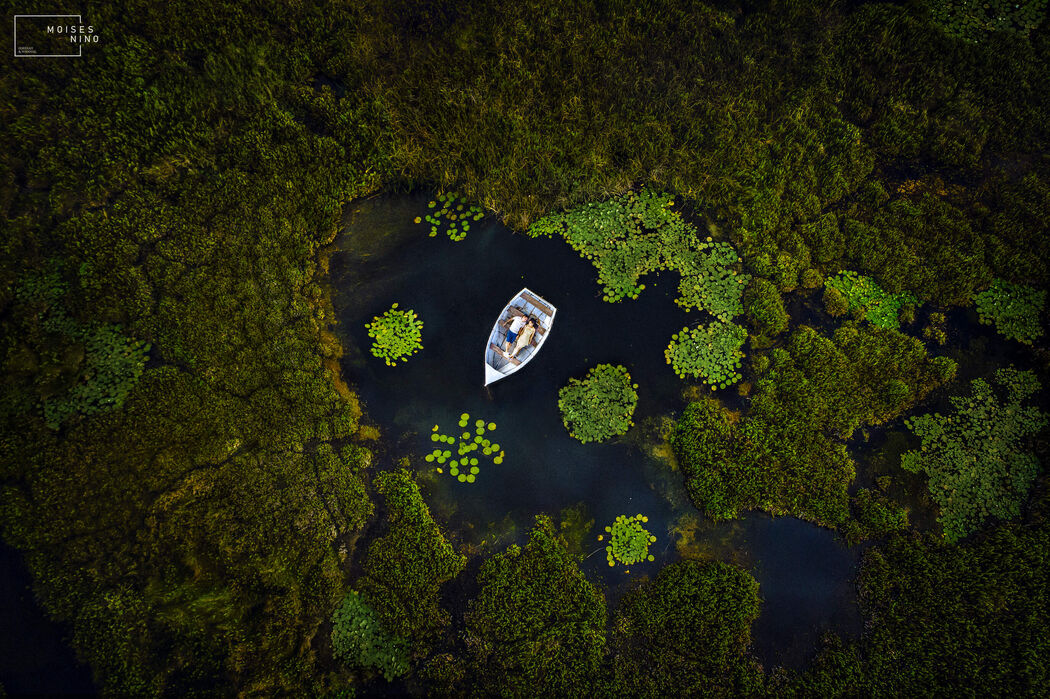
[{"left": 330, "top": 193, "right": 863, "bottom": 670}]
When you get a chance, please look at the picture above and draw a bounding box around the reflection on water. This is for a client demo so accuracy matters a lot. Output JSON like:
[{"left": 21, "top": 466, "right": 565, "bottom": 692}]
[{"left": 330, "top": 193, "right": 862, "bottom": 669}]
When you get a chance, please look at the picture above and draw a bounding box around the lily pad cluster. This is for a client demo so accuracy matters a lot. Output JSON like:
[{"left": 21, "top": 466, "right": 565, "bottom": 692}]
[
  {"left": 824, "top": 270, "right": 917, "bottom": 330},
  {"left": 415, "top": 192, "right": 484, "bottom": 241},
  {"left": 929, "top": 0, "right": 1046, "bottom": 43},
  {"left": 665, "top": 321, "right": 747, "bottom": 388},
  {"left": 600, "top": 514, "right": 657, "bottom": 567},
  {"left": 973, "top": 278, "right": 1045, "bottom": 345},
  {"left": 365, "top": 303, "right": 424, "bottom": 366},
  {"left": 557, "top": 364, "right": 638, "bottom": 443},
  {"left": 900, "top": 367, "right": 1048, "bottom": 543},
  {"left": 330, "top": 590, "right": 409, "bottom": 681},
  {"left": 527, "top": 189, "right": 748, "bottom": 318},
  {"left": 425, "top": 412, "right": 504, "bottom": 483},
  {"left": 15, "top": 265, "right": 151, "bottom": 429}
]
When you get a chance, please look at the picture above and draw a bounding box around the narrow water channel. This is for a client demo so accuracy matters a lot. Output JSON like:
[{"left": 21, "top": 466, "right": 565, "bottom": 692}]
[{"left": 330, "top": 193, "right": 864, "bottom": 670}]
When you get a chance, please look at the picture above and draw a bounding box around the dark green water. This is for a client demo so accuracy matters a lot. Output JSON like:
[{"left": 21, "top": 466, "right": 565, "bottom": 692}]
[{"left": 330, "top": 193, "right": 863, "bottom": 670}]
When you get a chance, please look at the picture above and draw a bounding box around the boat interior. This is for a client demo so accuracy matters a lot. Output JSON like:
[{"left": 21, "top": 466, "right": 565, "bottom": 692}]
[{"left": 485, "top": 292, "right": 554, "bottom": 376}]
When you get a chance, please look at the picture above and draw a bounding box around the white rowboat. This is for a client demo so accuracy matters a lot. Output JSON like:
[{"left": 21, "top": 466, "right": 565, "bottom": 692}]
[{"left": 484, "top": 288, "right": 556, "bottom": 386}]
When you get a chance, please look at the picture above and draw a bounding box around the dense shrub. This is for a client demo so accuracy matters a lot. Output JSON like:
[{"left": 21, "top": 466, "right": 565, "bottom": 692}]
[
  {"left": 743, "top": 277, "right": 789, "bottom": 338},
  {"left": 901, "top": 367, "right": 1047, "bottom": 542},
  {"left": 610, "top": 560, "right": 763, "bottom": 697},
  {"left": 462, "top": 516, "right": 607, "bottom": 697},
  {"left": 672, "top": 323, "right": 956, "bottom": 527},
  {"left": 557, "top": 364, "right": 638, "bottom": 443},
  {"left": 357, "top": 470, "right": 466, "bottom": 651},
  {"left": 843, "top": 488, "right": 910, "bottom": 544},
  {"left": 857, "top": 523, "right": 1050, "bottom": 695}
]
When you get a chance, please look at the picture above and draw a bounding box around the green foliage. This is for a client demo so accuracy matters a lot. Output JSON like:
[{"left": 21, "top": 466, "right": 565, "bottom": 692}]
[
  {"left": 822, "top": 286, "right": 849, "bottom": 317},
  {"left": 901, "top": 368, "right": 1047, "bottom": 542},
  {"left": 825, "top": 270, "right": 918, "bottom": 330},
  {"left": 425, "top": 412, "right": 504, "bottom": 483},
  {"left": 743, "top": 277, "right": 785, "bottom": 335},
  {"left": 857, "top": 523, "right": 1050, "bottom": 695},
  {"left": 8, "top": 265, "right": 151, "bottom": 429},
  {"left": 557, "top": 364, "right": 638, "bottom": 443},
  {"left": 922, "top": 311, "right": 949, "bottom": 345},
  {"left": 665, "top": 321, "right": 747, "bottom": 388},
  {"left": 672, "top": 323, "right": 956, "bottom": 527},
  {"left": 927, "top": 0, "right": 1047, "bottom": 43},
  {"left": 843, "top": 488, "right": 909, "bottom": 544},
  {"left": 365, "top": 303, "right": 424, "bottom": 365},
  {"left": 462, "top": 515, "right": 607, "bottom": 698},
  {"left": 357, "top": 470, "right": 466, "bottom": 651},
  {"left": 611, "top": 560, "right": 763, "bottom": 697},
  {"left": 330, "top": 591, "right": 409, "bottom": 681},
  {"left": 417, "top": 192, "right": 484, "bottom": 241},
  {"left": 602, "top": 514, "right": 656, "bottom": 567},
  {"left": 528, "top": 190, "right": 748, "bottom": 318},
  {"left": 973, "top": 278, "right": 1046, "bottom": 345}
]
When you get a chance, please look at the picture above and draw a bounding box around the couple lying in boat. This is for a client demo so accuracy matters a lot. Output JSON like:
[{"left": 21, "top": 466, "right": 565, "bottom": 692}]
[{"left": 500, "top": 313, "right": 539, "bottom": 359}]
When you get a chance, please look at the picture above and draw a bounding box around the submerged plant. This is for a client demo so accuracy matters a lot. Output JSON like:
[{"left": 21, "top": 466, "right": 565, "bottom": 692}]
[
  {"left": 901, "top": 367, "right": 1047, "bottom": 542},
  {"left": 426, "top": 412, "right": 504, "bottom": 483},
  {"left": 418, "top": 192, "right": 484, "bottom": 241},
  {"left": 973, "top": 278, "right": 1045, "bottom": 345},
  {"left": 365, "top": 303, "right": 424, "bottom": 365},
  {"left": 825, "top": 270, "right": 917, "bottom": 330},
  {"left": 665, "top": 321, "right": 747, "bottom": 388},
  {"left": 602, "top": 514, "right": 657, "bottom": 567},
  {"left": 331, "top": 590, "right": 410, "bottom": 681},
  {"left": 558, "top": 364, "right": 638, "bottom": 443}
]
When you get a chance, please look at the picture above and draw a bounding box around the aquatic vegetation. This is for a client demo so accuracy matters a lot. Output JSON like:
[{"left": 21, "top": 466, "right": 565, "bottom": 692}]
[
  {"left": 365, "top": 303, "right": 424, "bottom": 365},
  {"left": 602, "top": 514, "right": 656, "bottom": 567},
  {"left": 357, "top": 470, "right": 466, "bottom": 651},
  {"left": 927, "top": 0, "right": 1047, "bottom": 42},
  {"left": 843, "top": 488, "right": 909, "bottom": 544},
  {"left": 825, "top": 271, "right": 918, "bottom": 330},
  {"left": 331, "top": 590, "right": 410, "bottom": 681},
  {"left": 973, "top": 278, "right": 1045, "bottom": 345},
  {"left": 10, "top": 266, "right": 151, "bottom": 429},
  {"left": 528, "top": 190, "right": 748, "bottom": 319},
  {"left": 418, "top": 192, "right": 484, "bottom": 241},
  {"left": 853, "top": 519, "right": 1050, "bottom": 696},
  {"left": 744, "top": 277, "right": 789, "bottom": 340},
  {"left": 463, "top": 516, "right": 607, "bottom": 697},
  {"left": 665, "top": 321, "right": 747, "bottom": 388},
  {"left": 426, "top": 412, "right": 504, "bottom": 482},
  {"left": 6, "top": 0, "right": 1050, "bottom": 692},
  {"left": 922, "top": 311, "right": 949, "bottom": 345},
  {"left": 901, "top": 367, "right": 1047, "bottom": 542},
  {"left": 557, "top": 364, "right": 638, "bottom": 443},
  {"left": 611, "top": 560, "right": 762, "bottom": 696},
  {"left": 672, "top": 323, "right": 957, "bottom": 527}
]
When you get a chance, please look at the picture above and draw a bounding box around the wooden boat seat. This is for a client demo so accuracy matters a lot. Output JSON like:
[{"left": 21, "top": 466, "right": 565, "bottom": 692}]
[
  {"left": 489, "top": 343, "right": 522, "bottom": 365},
  {"left": 521, "top": 291, "right": 555, "bottom": 317}
]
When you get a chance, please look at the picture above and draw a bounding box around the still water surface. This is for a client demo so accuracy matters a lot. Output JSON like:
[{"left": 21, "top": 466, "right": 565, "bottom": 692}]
[{"left": 330, "top": 193, "right": 862, "bottom": 670}]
